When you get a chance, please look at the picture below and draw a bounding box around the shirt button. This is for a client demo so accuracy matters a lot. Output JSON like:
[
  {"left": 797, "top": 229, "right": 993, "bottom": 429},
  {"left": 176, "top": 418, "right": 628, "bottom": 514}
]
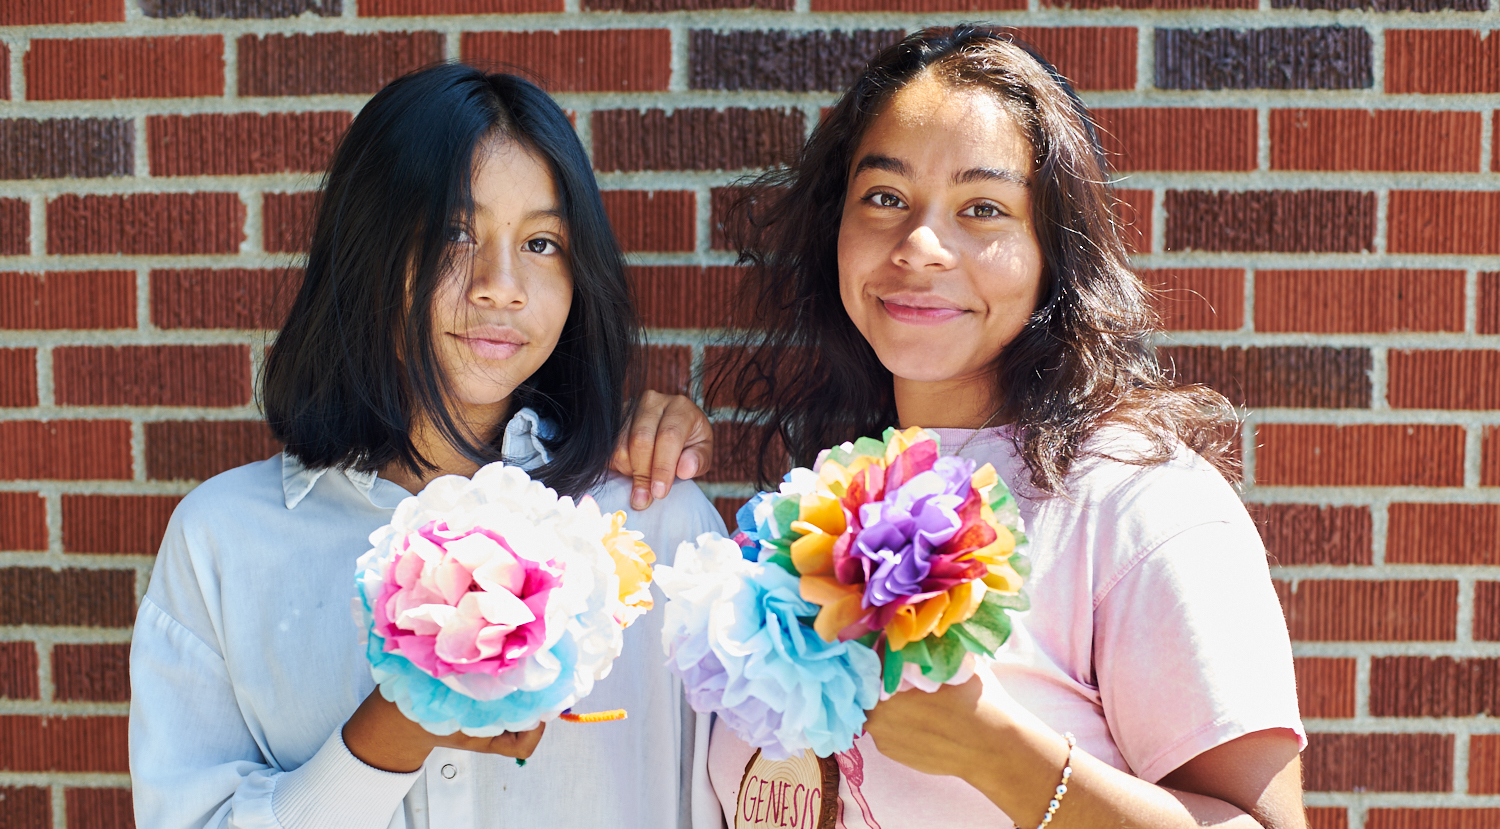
[{"left": 441, "top": 764, "right": 458, "bottom": 779}]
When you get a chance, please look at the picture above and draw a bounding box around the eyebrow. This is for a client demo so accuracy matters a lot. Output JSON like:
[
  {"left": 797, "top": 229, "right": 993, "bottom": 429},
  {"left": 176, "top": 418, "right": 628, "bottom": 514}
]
[{"left": 853, "top": 153, "right": 1030, "bottom": 188}]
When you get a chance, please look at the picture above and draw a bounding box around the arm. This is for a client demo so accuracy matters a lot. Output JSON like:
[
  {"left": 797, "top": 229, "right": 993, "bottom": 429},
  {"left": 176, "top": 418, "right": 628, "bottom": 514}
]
[{"left": 613, "top": 390, "right": 715, "bottom": 510}]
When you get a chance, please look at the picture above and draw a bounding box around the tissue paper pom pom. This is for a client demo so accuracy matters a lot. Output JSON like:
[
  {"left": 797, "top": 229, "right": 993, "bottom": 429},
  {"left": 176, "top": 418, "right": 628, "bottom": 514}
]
[{"left": 657, "top": 534, "right": 881, "bottom": 760}]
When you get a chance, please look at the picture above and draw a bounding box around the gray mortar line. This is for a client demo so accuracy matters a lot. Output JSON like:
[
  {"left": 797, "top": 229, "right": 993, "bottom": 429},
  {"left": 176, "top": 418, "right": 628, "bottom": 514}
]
[
  {"left": 1467, "top": 268, "right": 1480, "bottom": 335},
  {"left": 1369, "top": 346, "right": 1388, "bottom": 411},
  {"left": 9, "top": 36, "right": 24, "bottom": 104},
  {"left": 1369, "top": 498, "right": 1387, "bottom": 564},
  {"left": 1467, "top": 424, "right": 1485, "bottom": 489},
  {"left": 34, "top": 345, "right": 53, "bottom": 408},
  {"left": 131, "top": 419, "right": 147, "bottom": 482}
]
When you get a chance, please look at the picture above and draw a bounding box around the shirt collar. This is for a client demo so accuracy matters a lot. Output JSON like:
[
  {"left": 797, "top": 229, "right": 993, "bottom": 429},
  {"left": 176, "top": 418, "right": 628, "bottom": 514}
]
[{"left": 280, "top": 407, "right": 554, "bottom": 509}]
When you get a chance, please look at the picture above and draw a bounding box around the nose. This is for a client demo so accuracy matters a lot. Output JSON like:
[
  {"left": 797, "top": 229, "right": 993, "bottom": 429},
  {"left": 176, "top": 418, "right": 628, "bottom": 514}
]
[
  {"left": 465, "top": 243, "right": 527, "bottom": 309},
  {"left": 892, "top": 221, "right": 957, "bottom": 271}
]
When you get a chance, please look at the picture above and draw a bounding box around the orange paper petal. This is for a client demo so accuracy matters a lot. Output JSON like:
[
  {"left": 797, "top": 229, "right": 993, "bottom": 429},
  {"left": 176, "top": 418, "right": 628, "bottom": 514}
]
[
  {"left": 800, "top": 575, "right": 859, "bottom": 606},
  {"left": 790, "top": 530, "right": 836, "bottom": 576},
  {"left": 813, "top": 592, "right": 867, "bottom": 643},
  {"left": 935, "top": 580, "right": 986, "bottom": 636},
  {"left": 798, "top": 494, "right": 847, "bottom": 536},
  {"left": 885, "top": 604, "right": 918, "bottom": 651},
  {"left": 910, "top": 594, "right": 948, "bottom": 642}
]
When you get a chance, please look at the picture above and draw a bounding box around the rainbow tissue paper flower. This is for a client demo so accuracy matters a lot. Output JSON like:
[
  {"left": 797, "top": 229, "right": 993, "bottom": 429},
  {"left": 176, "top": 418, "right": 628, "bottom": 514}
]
[
  {"left": 354, "top": 462, "right": 655, "bottom": 736},
  {"left": 659, "top": 427, "right": 1028, "bottom": 758}
]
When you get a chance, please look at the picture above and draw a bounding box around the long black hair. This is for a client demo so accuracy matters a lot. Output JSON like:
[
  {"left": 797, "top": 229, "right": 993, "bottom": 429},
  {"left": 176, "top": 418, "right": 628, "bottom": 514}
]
[
  {"left": 263, "top": 63, "right": 638, "bottom": 497},
  {"left": 710, "top": 25, "right": 1234, "bottom": 494}
]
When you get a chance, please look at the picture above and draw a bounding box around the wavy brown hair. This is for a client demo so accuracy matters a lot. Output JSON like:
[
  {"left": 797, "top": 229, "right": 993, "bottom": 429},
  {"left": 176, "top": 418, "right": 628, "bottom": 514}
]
[{"left": 709, "top": 24, "right": 1235, "bottom": 494}]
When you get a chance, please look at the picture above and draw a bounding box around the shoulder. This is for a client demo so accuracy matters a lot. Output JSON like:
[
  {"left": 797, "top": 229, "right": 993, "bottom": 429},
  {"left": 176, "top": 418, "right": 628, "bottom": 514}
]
[
  {"left": 170, "top": 454, "right": 288, "bottom": 532},
  {"left": 590, "top": 474, "right": 728, "bottom": 556}
]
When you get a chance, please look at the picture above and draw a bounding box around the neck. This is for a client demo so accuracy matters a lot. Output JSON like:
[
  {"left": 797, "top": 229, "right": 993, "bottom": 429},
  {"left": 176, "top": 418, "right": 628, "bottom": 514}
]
[
  {"left": 380, "top": 402, "right": 511, "bottom": 494},
  {"left": 893, "top": 375, "right": 1002, "bottom": 430}
]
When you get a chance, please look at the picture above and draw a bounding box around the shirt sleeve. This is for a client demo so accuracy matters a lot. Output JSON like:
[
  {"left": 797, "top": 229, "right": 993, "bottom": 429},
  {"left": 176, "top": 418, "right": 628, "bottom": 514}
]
[{"left": 1091, "top": 519, "right": 1306, "bottom": 784}]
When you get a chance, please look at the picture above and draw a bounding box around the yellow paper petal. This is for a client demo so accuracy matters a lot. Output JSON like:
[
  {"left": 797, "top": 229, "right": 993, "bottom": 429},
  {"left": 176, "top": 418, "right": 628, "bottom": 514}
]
[
  {"left": 983, "top": 561, "right": 1024, "bottom": 594},
  {"left": 789, "top": 530, "right": 836, "bottom": 576},
  {"left": 800, "top": 575, "right": 859, "bottom": 607},
  {"left": 910, "top": 594, "right": 948, "bottom": 642},
  {"left": 885, "top": 604, "right": 918, "bottom": 651},
  {"left": 798, "top": 494, "right": 846, "bottom": 536},
  {"left": 935, "top": 581, "right": 986, "bottom": 636},
  {"left": 967, "top": 524, "right": 1016, "bottom": 566},
  {"left": 969, "top": 463, "right": 998, "bottom": 495},
  {"left": 813, "top": 593, "right": 867, "bottom": 643}
]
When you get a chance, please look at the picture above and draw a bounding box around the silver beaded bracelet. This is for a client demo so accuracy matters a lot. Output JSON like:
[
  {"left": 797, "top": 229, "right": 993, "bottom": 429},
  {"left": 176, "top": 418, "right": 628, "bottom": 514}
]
[{"left": 1017, "top": 732, "right": 1076, "bottom": 829}]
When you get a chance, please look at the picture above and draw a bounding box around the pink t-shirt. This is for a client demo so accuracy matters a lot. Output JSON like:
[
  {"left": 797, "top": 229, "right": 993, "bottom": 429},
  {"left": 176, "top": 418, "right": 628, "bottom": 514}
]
[{"left": 706, "top": 427, "right": 1305, "bottom": 828}]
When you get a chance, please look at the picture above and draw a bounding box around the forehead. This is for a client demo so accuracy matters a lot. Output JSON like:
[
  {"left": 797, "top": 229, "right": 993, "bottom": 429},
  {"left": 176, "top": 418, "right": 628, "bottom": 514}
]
[
  {"left": 852, "top": 73, "right": 1033, "bottom": 177},
  {"left": 471, "top": 139, "right": 559, "bottom": 211}
]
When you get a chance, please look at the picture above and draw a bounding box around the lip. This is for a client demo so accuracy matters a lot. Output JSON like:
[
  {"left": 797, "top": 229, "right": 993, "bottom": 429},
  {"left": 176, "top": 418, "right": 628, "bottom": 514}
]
[
  {"left": 879, "top": 295, "right": 966, "bottom": 326},
  {"left": 453, "top": 325, "right": 527, "bottom": 360}
]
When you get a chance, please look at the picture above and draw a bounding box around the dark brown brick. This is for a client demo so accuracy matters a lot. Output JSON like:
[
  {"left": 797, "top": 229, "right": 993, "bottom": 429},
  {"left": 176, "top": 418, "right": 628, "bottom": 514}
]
[
  {"left": 601, "top": 191, "right": 695, "bottom": 252},
  {"left": 1155, "top": 27, "right": 1372, "bottom": 90},
  {"left": 1388, "top": 504, "right": 1500, "bottom": 565},
  {"left": 1254, "top": 269, "right": 1463, "bottom": 334},
  {"left": 1388, "top": 191, "right": 1500, "bottom": 255},
  {"left": 1247, "top": 503, "right": 1371, "bottom": 566},
  {"left": 1258, "top": 424, "right": 1464, "bottom": 487},
  {"left": 1294, "top": 657, "right": 1355, "bottom": 718},
  {"left": 1370, "top": 656, "right": 1500, "bottom": 717},
  {"left": 592, "top": 108, "right": 804, "bottom": 172},
  {"left": 1165, "top": 190, "right": 1375, "bottom": 253},
  {"left": 462, "top": 30, "right": 670, "bottom": 93},
  {"left": 53, "top": 644, "right": 130, "bottom": 703},
  {"left": 149, "top": 112, "right": 349, "bottom": 177},
  {"left": 0, "top": 642, "right": 39, "bottom": 700},
  {"left": 263, "top": 192, "right": 317, "bottom": 254},
  {"left": 0, "top": 715, "right": 129, "bottom": 772},
  {"left": 1304, "top": 733, "right": 1451, "bottom": 791},
  {"left": 1478, "top": 582, "right": 1500, "bottom": 641},
  {"left": 62, "top": 495, "right": 181, "bottom": 555},
  {"left": 1096, "top": 108, "right": 1256, "bottom": 172},
  {"left": 64, "top": 789, "right": 134, "bottom": 829},
  {"left": 47, "top": 193, "right": 245, "bottom": 255},
  {"left": 26, "top": 36, "right": 224, "bottom": 101},
  {"left": 1472, "top": 735, "right": 1500, "bottom": 794},
  {"left": 145, "top": 421, "right": 281, "bottom": 481},
  {"left": 1278, "top": 579, "right": 1456, "bottom": 641},
  {"left": 151, "top": 268, "right": 299, "bottom": 330},
  {"left": 0, "top": 0, "right": 125, "bottom": 23},
  {"left": 141, "top": 0, "right": 339, "bottom": 16},
  {"left": 1276, "top": 0, "right": 1480, "bottom": 9},
  {"left": 1481, "top": 273, "right": 1500, "bottom": 334},
  {"left": 713, "top": 497, "right": 741, "bottom": 533},
  {"left": 0, "top": 46, "right": 8, "bottom": 101},
  {"left": 0, "top": 349, "right": 37, "bottom": 407},
  {"left": 1368, "top": 809, "right": 1500, "bottom": 829},
  {"left": 0, "top": 119, "right": 132, "bottom": 179},
  {"left": 1271, "top": 110, "right": 1481, "bottom": 172},
  {"left": 1389, "top": 350, "right": 1500, "bottom": 409},
  {"left": 1142, "top": 268, "right": 1243, "bottom": 331},
  {"left": 1, "top": 198, "right": 30, "bottom": 254},
  {"left": 0, "top": 568, "right": 135, "bottom": 627},
  {"left": 238, "top": 32, "right": 443, "bottom": 97},
  {"left": 366, "top": 0, "right": 559, "bottom": 11},
  {"left": 644, "top": 345, "right": 691, "bottom": 398},
  {"left": 1158, "top": 346, "right": 1369, "bottom": 408},
  {"left": 690, "top": 30, "right": 904, "bottom": 92},
  {"left": 0, "top": 271, "right": 136, "bottom": 330},
  {"left": 0, "top": 786, "right": 50, "bottom": 828},
  {"left": 707, "top": 421, "right": 786, "bottom": 484},
  {"left": 0, "top": 492, "right": 46, "bottom": 552},
  {"left": 1386, "top": 30, "right": 1500, "bottom": 94},
  {"left": 54, "top": 345, "right": 251, "bottom": 407},
  {"left": 0, "top": 421, "right": 132, "bottom": 481},
  {"left": 631, "top": 266, "right": 745, "bottom": 329}
]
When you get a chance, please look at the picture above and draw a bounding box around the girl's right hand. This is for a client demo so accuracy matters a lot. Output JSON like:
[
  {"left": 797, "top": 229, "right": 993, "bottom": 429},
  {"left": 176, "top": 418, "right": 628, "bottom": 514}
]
[{"left": 342, "top": 688, "right": 546, "bottom": 773}]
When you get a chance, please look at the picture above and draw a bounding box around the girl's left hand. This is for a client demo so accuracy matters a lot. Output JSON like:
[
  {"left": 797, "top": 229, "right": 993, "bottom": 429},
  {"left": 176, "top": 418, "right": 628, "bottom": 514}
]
[{"left": 613, "top": 390, "right": 715, "bottom": 510}]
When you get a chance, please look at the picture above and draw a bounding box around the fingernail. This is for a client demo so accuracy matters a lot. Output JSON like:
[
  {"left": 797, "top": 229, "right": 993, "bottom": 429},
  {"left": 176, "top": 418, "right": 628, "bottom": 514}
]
[
  {"left": 632, "top": 487, "right": 648, "bottom": 509},
  {"left": 652, "top": 481, "right": 667, "bottom": 499}
]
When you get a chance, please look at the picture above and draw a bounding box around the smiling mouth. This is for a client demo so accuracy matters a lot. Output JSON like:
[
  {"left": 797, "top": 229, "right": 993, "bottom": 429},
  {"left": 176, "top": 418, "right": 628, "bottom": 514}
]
[{"left": 880, "top": 299, "right": 965, "bottom": 325}]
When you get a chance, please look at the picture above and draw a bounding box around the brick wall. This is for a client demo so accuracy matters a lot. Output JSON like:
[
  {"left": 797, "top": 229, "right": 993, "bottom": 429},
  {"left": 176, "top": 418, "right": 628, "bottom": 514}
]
[{"left": 0, "top": 1, "right": 1495, "bottom": 827}]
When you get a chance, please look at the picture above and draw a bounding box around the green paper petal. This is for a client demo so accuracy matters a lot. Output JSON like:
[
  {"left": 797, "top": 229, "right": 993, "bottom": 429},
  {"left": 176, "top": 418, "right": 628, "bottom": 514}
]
[
  {"left": 882, "top": 640, "right": 905, "bottom": 695},
  {"left": 1008, "top": 551, "right": 1031, "bottom": 578},
  {"left": 763, "top": 549, "right": 798, "bottom": 576},
  {"left": 921, "top": 630, "right": 965, "bottom": 682}
]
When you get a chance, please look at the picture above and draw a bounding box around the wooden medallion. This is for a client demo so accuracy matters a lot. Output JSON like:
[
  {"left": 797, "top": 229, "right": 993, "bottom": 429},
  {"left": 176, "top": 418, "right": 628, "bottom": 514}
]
[{"left": 733, "top": 747, "right": 840, "bottom": 829}]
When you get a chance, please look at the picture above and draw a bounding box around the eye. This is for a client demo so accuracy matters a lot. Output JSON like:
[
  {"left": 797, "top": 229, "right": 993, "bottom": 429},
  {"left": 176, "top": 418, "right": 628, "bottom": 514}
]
[
  {"left": 446, "top": 226, "right": 475, "bottom": 245},
  {"left": 525, "top": 238, "right": 560, "bottom": 255},
  {"left": 962, "top": 202, "right": 1006, "bottom": 219},
  {"left": 863, "top": 191, "right": 906, "bottom": 209}
]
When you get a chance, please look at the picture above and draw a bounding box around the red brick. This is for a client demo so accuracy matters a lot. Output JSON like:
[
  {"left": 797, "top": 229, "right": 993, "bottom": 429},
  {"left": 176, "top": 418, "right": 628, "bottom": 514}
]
[
  {"left": 1480, "top": 272, "right": 1500, "bottom": 334},
  {"left": 26, "top": 36, "right": 223, "bottom": 101},
  {"left": 1050, "top": 0, "right": 1250, "bottom": 5},
  {"left": 1254, "top": 269, "right": 1463, "bottom": 334},
  {"left": 1370, "top": 656, "right": 1500, "bottom": 717},
  {"left": 707, "top": 421, "right": 785, "bottom": 484},
  {"left": 1272, "top": 109, "right": 1481, "bottom": 173},
  {"left": 263, "top": 192, "right": 316, "bottom": 254},
  {"left": 0, "top": 0, "right": 123, "bottom": 23},
  {"left": 0, "top": 349, "right": 37, "bottom": 407},
  {"left": 47, "top": 193, "right": 245, "bottom": 255},
  {"left": 151, "top": 268, "right": 300, "bottom": 330},
  {"left": 1368, "top": 810, "right": 1500, "bottom": 829},
  {"left": 364, "top": 0, "right": 558, "bottom": 11},
  {"left": 1277, "top": 579, "right": 1456, "bottom": 641},
  {"left": 1481, "top": 581, "right": 1500, "bottom": 640},
  {"left": 0, "top": 421, "right": 131, "bottom": 481},
  {"left": 1389, "top": 350, "right": 1500, "bottom": 409},
  {"left": 0, "top": 568, "right": 135, "bottom": 627},
  {"left": 1486, "top": 427, "right": 1500, "bottom": 487},
  {"left": 1495, "top": 113, "right": 1500, "bottom": 173},
  {"left": 631, "top": 266, "right": 745, "bottom": 330},
  {"left": 1386, "top": 31, "right": 1500, "bottom": 94},
  {"left": 0, "top": 715, "right": 128, "bottom": 772},
  {"left": 65, "top": 789, "right": 133, "bottom": 829},
  {"left": 149, "top": 112, "right": 350, "bottom": 177},
  {"left": 1158, "top": 345, "right": 1369, "bottom": 408},
  {"left": 0, "top": 198, "right": 29, "bottom": 254},
  {"left": 590, "top": 0, "right": 787, "bottom": 9},
  {"left": 145, "top": 420, "right": 281, "bottom": 481},
  {"left": 62, "top": 494, "right": 181, "bottom": 555},
  {"left": 238, "top": 32, "right": 443, "bottom": 96},
  {"left": 1389, "top": 191, "right": 1500, "bottom": 255},
  {"left": 601, "top": 191, "right": 695, "bottom": 252},
  {"left": 52, "top": 644, "right": 129, "bottom": 703},
  {"left": 1471, "top": 734, "right": 1500, "bottom": 794},
  {"left": 54, "top": 345, "right": 251, "bottom": 407},
  {"left": 644, "top": 345, "right": 691, "bottom": 397},
  {"left": 1096, "top": 108, "right": 1255, "bottom": 172},
  {"left": 1256, "top": 424, "right": 1464, "bottom": 487},
  {"left": 1307, "top": 808, "right": 1348, "bottom": 829},
  {"left": 1388, "top": 503, "right": 1500, "bottom": 565},
  {"left": 593, "top": 108, "right": 804, "bottom": 172},
  {"left": 1294, "top": 657, "right": 1355, "bottom": 718},
  {"left": 1166, "top": 190, "right": 1375, "bottom": 253},
  {"left": 812, "top": 0, "right": 1021, "bottom": 9},
  {"left": 710, "top": 186, "right": 764, "bottom": 252},
  {"left": 0, "top": 642, "right": 39, "bottom": 700},
  {"left": 0, "top": 271, "right": 136, "bottom": 330},
  {"left": 1304, "top": 733, "right": 1452, "bottom": 791},
  {"left": 1010, "top": 28, "right": 1137, "bottom": 91},
  {"left": 1247, "top": 503, "right": 1371, "bottom": 566},
  {"left": 713, "top": 497, "right": 743, "bottom": 533},
  {"left": 0, "top": 45, "right": 8, "bottom": 102},
  {"left": 1114, "top": 188, "right": 1151, "bottom": 254},
  {"left": 0, "top": 786, "right": 49, "bottom": 828},
  {"left": 0, "top": 492, "right": 46, "bottom": 552},
  {"left": 1142, "top": 269, "right": 1243, "bottom": 331},
  {"left": 462, "top": 30, "right": 670, "bottom": 93}
]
